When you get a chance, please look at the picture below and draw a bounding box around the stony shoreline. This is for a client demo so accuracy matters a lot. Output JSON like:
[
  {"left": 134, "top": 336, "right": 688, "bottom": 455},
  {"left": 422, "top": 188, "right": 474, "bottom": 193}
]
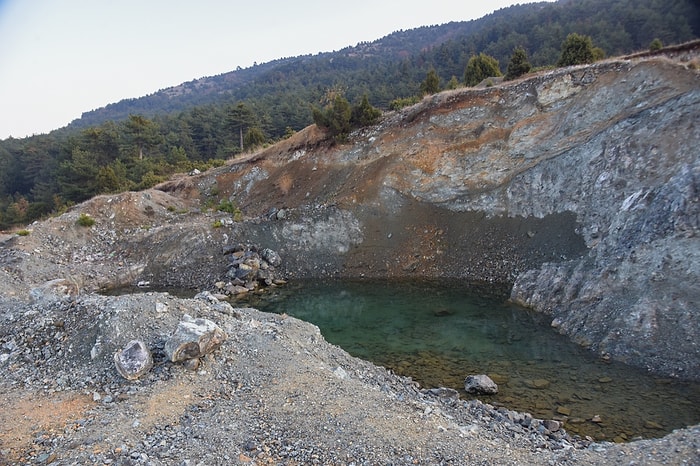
[{"left": 1, "top": 290, "right": 699, "bottom": 465}]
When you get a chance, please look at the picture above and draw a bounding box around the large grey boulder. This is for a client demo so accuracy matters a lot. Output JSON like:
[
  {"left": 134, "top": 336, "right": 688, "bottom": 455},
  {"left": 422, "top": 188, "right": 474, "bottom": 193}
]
[
  {"left": 164, "top": 314, "right": 227, "bottom": 363},
  {"left": 465, "top": 374, "right": 498, "bottom": 395}
]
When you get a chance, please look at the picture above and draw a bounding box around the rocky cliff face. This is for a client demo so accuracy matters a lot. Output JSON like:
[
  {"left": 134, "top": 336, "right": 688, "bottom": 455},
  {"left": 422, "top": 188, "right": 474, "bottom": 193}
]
[
  {"left": 211, "top": 53, "right": 699, "bottom": 379},
  {"left": 2, "top": 47, "right": 698, "bottom": 382}
]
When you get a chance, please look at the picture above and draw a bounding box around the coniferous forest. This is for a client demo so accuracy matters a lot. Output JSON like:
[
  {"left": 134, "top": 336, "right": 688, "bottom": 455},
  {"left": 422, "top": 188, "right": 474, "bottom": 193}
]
[{"left": 1, "top": 0, "right": 698, "bottom": 229}]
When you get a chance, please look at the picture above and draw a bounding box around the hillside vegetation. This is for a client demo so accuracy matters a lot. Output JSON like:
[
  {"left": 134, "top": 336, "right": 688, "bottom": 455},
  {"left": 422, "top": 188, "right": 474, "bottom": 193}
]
[{"left": 0, "top": 0, "right": 698, "bottom": 229}]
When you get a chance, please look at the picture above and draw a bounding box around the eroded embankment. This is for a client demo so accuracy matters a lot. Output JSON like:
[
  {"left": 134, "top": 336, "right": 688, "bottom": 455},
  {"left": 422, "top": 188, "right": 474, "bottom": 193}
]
[{"left": 195, "top": 53, "right": 700, "bottom": 380}]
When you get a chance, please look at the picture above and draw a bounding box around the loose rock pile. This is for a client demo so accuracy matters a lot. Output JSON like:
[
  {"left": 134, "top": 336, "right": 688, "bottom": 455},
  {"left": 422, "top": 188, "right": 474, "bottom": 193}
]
[
  {"left": 215, "top": 244, "right": 285, "bottom": 297},
  {"left": 422, "top": 388, "right": 584, "bottom": 449},
  {"left": 113, "top": 312, "right": 228, "bottom": 379}
]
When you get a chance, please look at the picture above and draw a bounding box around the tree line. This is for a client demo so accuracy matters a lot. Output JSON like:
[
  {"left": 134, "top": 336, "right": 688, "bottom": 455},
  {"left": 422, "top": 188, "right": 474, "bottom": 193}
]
[
  {"left": 0, "top": 104, "right": 263, "bottom": 227},
  {"left": 69, "top": 0, "right": 698, "bottom": 130},
  {"left": 1, "top": 0, "right": 698, "bottom": 229}
]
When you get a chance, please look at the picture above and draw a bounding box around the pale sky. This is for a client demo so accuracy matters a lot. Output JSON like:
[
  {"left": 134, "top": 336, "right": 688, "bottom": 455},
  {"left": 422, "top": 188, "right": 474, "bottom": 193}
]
[{"left": 0, "top": 0, "right": 551, "bottom": 139}]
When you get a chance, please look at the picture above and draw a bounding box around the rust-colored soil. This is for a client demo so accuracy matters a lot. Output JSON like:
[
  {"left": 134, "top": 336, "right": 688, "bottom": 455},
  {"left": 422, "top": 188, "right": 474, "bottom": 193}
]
[{"left": 0, "top": 391, "right": 94, "bottom": 462}]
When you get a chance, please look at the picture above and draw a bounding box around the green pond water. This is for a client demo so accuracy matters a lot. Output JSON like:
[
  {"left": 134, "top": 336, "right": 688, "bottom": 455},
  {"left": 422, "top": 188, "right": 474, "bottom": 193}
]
[{"left": 235, "top": 278, "right": 700, "bottom": 442}]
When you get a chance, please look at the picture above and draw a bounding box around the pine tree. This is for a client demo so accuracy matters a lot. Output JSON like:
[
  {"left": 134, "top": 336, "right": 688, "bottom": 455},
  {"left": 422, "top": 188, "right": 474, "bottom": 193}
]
[
  {"left": 557, "top": 33, "right": 596, "bottom": 67},
  {"left": 313, "top": 95, "right": 352, "bottom": 142},
  {"left": 464, "top": 53, "right": 502, "bottom": 87},
  {"left": 350, "top": 95, "right": 381, "bottom": 127},
  {"left": 122, "top": 115, "right": 161, "bottom": 161},
  {"left": 504, "top": 47, "right": 532, "bottom": 81},
  {"left": 420, "top": 68, "right": 441, "bottom": 95},
  {"left": 226, "top": 103, "right": 257, "bottom": 151},
  {"left": 649, "top": 38, "right": 663, "bottom": 52}
]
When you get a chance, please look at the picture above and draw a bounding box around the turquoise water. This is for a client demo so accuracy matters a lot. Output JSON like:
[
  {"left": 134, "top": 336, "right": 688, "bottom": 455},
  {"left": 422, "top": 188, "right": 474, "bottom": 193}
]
[{"left": 238, "top": 278, "right": 700, "bottom": 442}]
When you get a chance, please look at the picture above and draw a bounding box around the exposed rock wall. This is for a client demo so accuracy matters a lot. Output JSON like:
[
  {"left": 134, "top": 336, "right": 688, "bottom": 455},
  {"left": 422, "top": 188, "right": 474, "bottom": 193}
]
[
  {"left": 214, "top": 55, "right": 700, "bottom": 379},
  {"left": 2, "top": 51, "right": 697, "bottom": 381}
]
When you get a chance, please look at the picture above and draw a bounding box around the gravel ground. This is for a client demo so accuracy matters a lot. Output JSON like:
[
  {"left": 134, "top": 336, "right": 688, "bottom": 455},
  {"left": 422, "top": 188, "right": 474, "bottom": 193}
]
[{"left": 1, "top": 291, "right": 698, "bottom": 465}]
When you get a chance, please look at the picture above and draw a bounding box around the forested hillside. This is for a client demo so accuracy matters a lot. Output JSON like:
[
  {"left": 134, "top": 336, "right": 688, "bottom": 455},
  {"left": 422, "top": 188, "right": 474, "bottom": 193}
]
[
  {"left": 1, "top": 0, "right": 698, "bottom": 229},
  {"left": 71, "top": 0, "right": 699, "bottom": 130}
]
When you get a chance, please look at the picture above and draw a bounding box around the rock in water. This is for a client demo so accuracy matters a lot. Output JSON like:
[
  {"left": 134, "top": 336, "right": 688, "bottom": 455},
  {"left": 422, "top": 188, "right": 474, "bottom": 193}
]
[
  {"left": 464, "top": 374, "right": 499, "bottom": 395},
  {"left": 165, "top": 314, "right": 227, "bottom": 363},
  {"left": 114, "top": 340, "right": 153, "bottom": 380}
]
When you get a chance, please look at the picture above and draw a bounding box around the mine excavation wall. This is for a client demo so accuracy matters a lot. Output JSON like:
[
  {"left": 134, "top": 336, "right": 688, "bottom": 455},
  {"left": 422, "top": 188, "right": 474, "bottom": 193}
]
[
  {"left": 133, "top": 52, "right": 700, "bottom": 380},
  {"left": 237, "top": 199, "right": 587, "bottom": 283},
  {"left": 227, "top": 56, "right": 699, "bottom": 380}
]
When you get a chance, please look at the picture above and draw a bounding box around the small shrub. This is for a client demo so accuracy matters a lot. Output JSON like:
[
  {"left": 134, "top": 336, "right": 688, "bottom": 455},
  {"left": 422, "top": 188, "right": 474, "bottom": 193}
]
[
  {"left": 212, "top": 219, "right": 223, "bottom": 228},
  {"left": 218, "top": 200, "right": 243, "bottom": 221},
  {"left": 167, "top": 205, "right": 188, "bottom": 214},
  {"left": 208, "top": 159, "right": 226, "bottom": 168},
  {"left": 77, "top": 213, "right": 95, "bottom": 227},
  {"left": 531, "top": 65, "right": 556, "bottom": 73},
  {"left": 138, "top": 171, "right": 167, "bottom": 190},
  {"left": 217, "top": 199, "right": 236, "bottom": 214},
  {"left": 216, "top": 199, "right": 239, "bottom": 214},
  {"left": 16, "top": 229, "right": 30, "bottom": 236},
  {"left": 446, "top": 76, "right": 461, "bottom": 90},
  {"left": 649, "top": 38, "right": 663, "bottom": 52}
]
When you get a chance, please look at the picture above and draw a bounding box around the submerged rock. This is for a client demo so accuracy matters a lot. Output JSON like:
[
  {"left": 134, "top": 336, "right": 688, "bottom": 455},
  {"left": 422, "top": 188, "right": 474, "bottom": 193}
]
[
  {"left": 527, "top": 378, "right": 551, "bottom": 389},
  {"left": 465, "top": 374, "right": 498, "bottom": 395}
]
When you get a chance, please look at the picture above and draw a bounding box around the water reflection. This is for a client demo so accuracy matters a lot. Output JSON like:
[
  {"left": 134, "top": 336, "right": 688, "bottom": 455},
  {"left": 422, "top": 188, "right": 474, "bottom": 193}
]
[{"left": 239, "top": 278, "right": 700, "bottom": 442}]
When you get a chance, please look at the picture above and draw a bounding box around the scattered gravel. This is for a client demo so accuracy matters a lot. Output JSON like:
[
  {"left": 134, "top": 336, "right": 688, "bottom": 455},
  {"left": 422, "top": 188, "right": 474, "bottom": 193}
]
[{"left": 1, "top": 292, "right": 698, "bottom": 465}]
